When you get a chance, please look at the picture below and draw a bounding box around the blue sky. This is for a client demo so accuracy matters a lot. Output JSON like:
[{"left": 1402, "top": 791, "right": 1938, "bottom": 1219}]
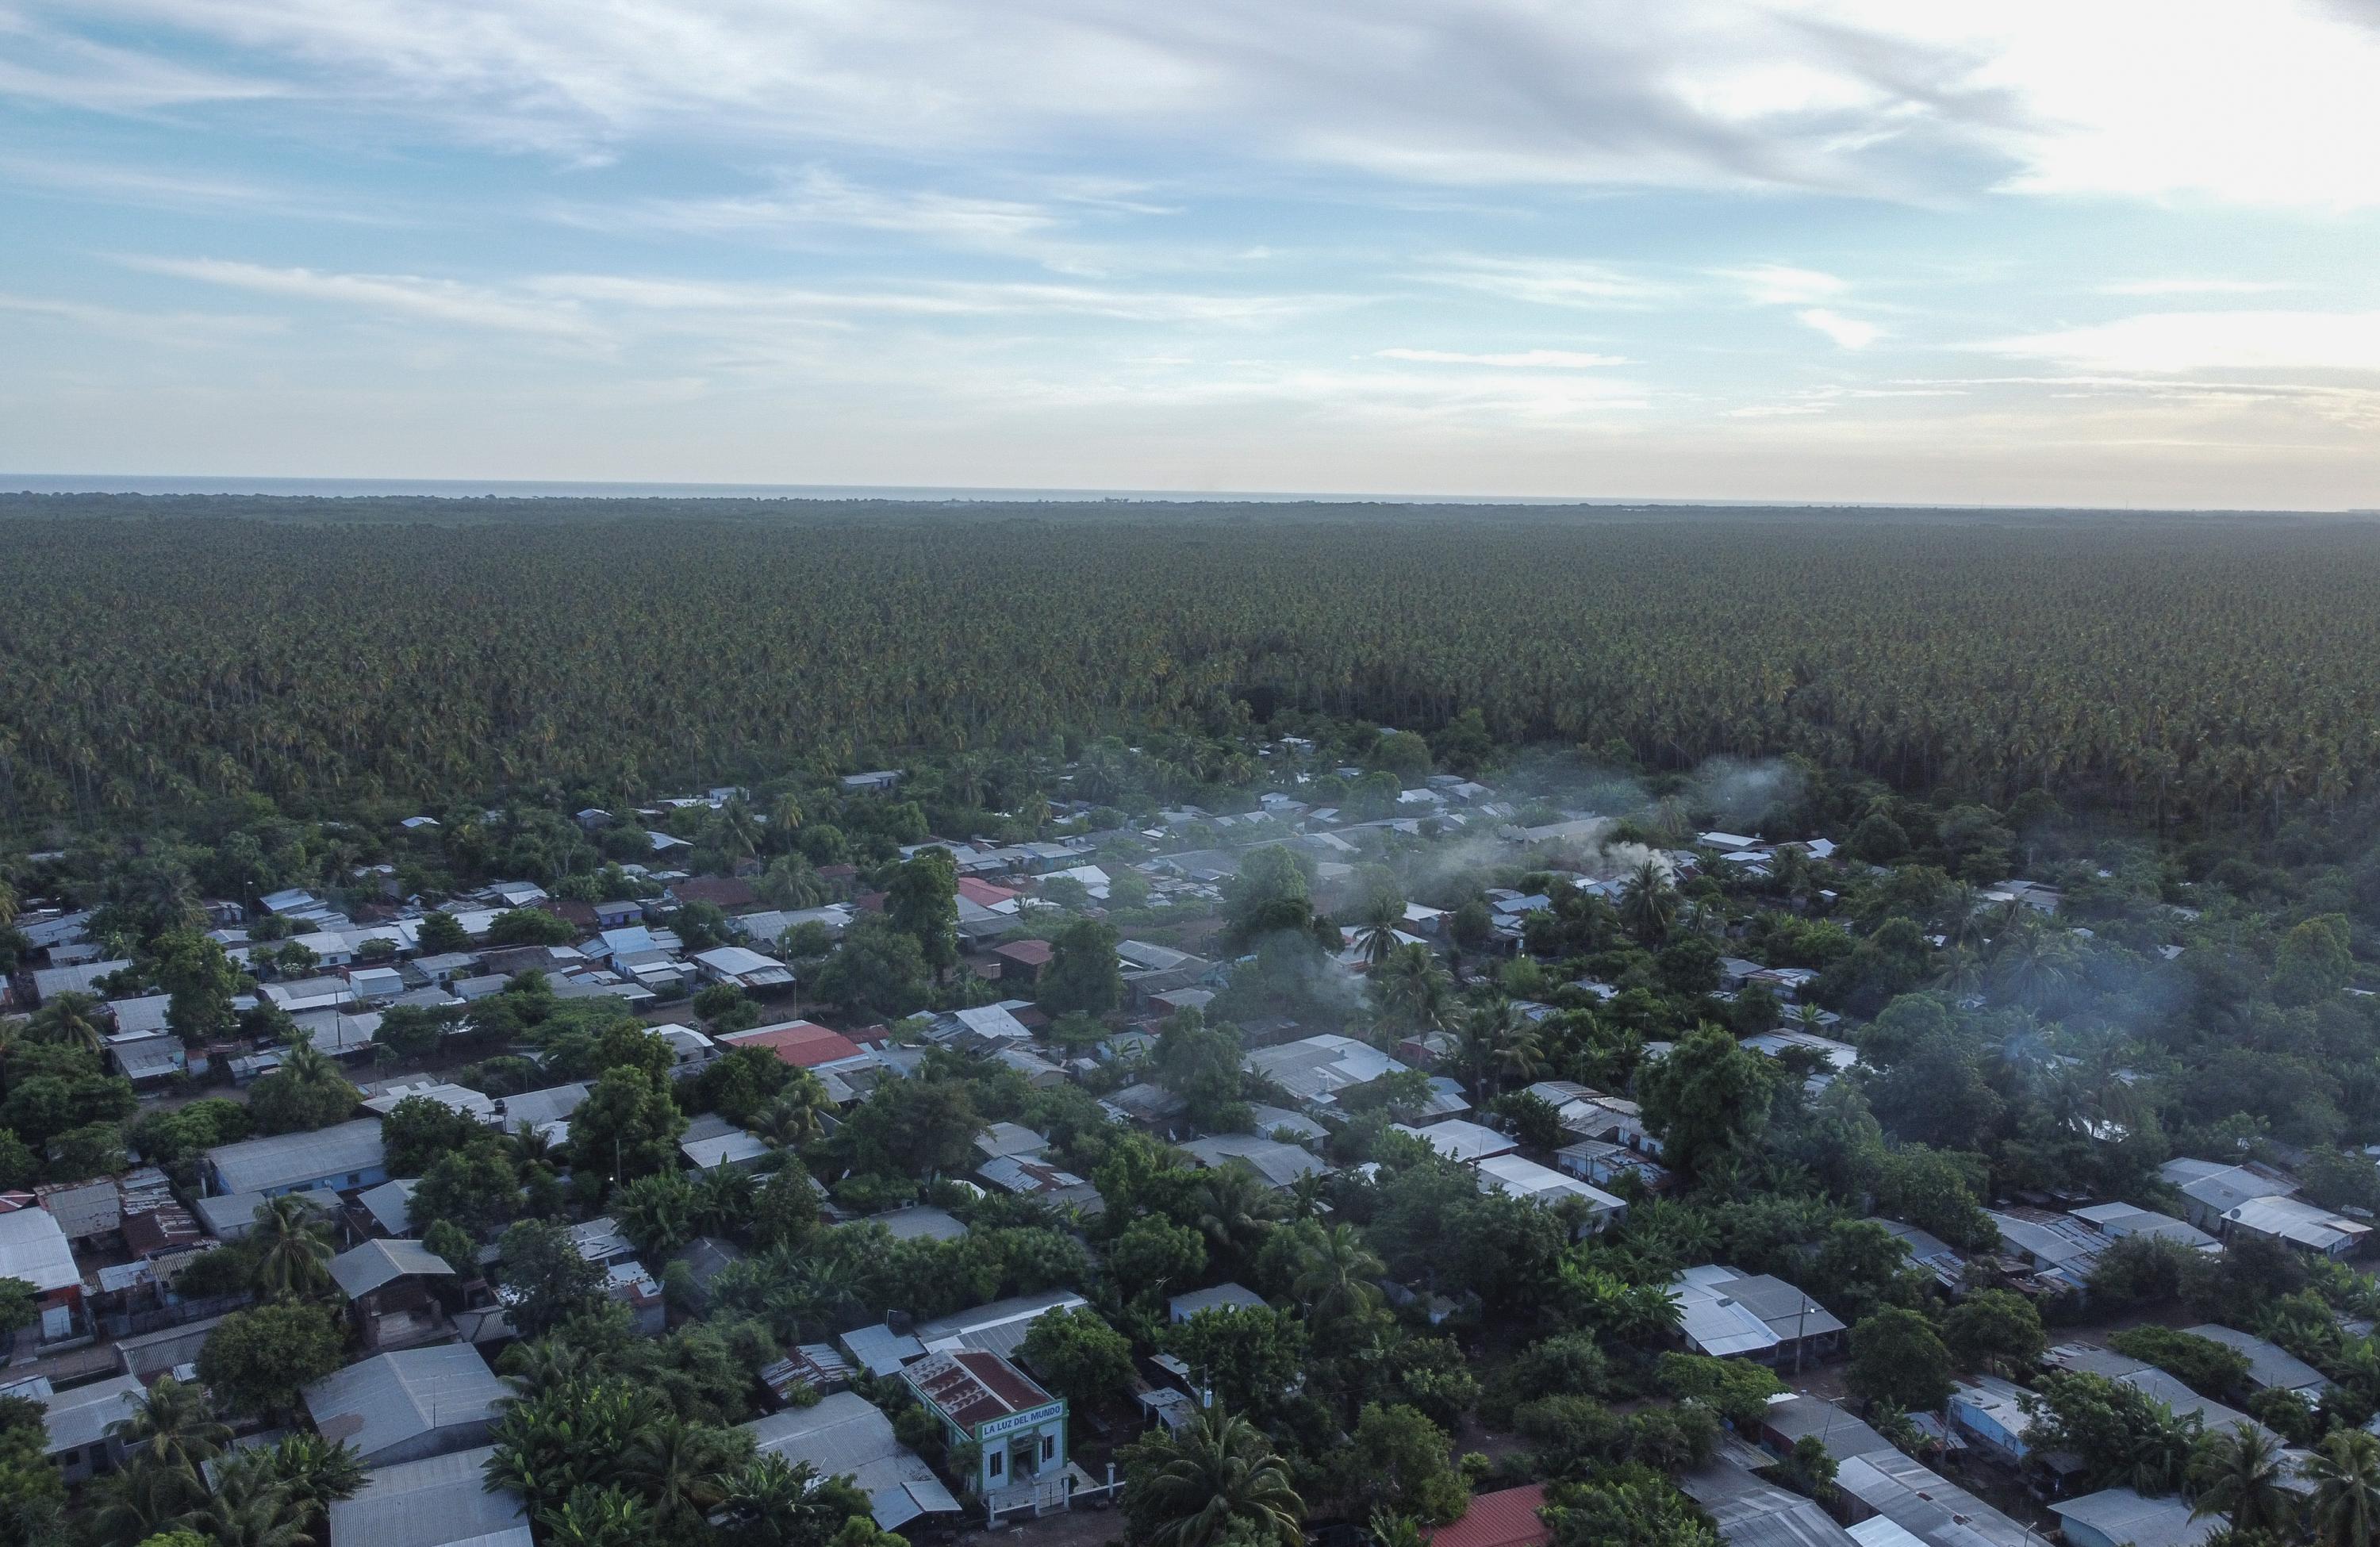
[{"left": 7, "top": 1, "right": 2380, "bottom": 506}]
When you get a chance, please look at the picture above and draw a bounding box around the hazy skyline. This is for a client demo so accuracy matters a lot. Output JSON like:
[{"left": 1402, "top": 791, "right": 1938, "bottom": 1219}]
[{"left": 6, "top": 1, "right": 2380, "bottom": 507}]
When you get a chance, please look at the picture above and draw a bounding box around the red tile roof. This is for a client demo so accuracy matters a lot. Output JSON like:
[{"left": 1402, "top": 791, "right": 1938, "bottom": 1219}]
[
  {"left": 1425, "top": 1487, "right": 1549, "bottom": 1547},
  {"left": 957, "top": 878, "right": 1019, "bottom": 908},
  {"left": 908, "top": 1349, "right": 1057, "bottom": 1433},
  {"left": 720, "top": 1019, "right": 863, "bottom": 1069},
  {"left": 993, "top": 939, "right": 1054, "bottom": 968},
  {"left": 674, "top": 876, "right": 758, "bottom": 911}
]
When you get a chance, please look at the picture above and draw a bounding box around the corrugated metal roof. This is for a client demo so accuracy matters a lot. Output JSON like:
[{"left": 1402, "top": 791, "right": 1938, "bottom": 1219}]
[
  {"left": 2051, "top": 1489, "right": 2217, "bottom": 1547},
  {"left": 743, "top": 1392, "right": 960, "bottom": 1530},
  {"left": 328, "top": 1444, "right": 533, "bottom": 1547},
  {"left": 332, "top": 1238, "right": 455, "bottom": 1299},
  {"left": 0, "top": 1209, "right": 79, "bottom": 1294},
  {"left": 208, "top": 1119, "right": 386, "bottom": 1196},
  {"left": 1834, "top": 1449, "right": 2039, "bottom": 1547},
  {"left": 301, "top": 1345, "right": 505, "bottom": 1461}
]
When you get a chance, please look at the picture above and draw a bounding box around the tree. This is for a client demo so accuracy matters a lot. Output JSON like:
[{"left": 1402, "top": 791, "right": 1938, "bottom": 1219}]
[
  {"left": 1637, "top": 1025, "right": 1772, "bottom": 1183},
  {"left": 1846, "top": 1308, "right": 1955, "bottom": 1414},
  {"left": 616, "top": 1171, "right": 702, "bottom": 1259},
  {"left": 2307, "top": 1428, "right": 2380, "bottom": 1547},
  {"left": 419, "top": 911, "right": 470, "bottom": 953},
  {"left": 2023, "top": 1371, "right": 2202, "bottom": 1494},
  {"left": 1223, "top": 846, "right": 1316, "bottom": 949},
  {"left": 624, "top": 1414, "right": 751, "bottom": 1537},
  {"left": 107, "top": 1375, "right": 231, "bottom": 1476},
  {"left": 1653, "top": 1353, "right": 1783, "bottom": 1426},
  {"left": 2109, "top": 1327, "right": 2253, "bottom": 1400},
  {"left": 414, "top": 1144, "right": 524, "bottom": 1236},
  {"left": 1154, "top": 1012, "right": 1250, "bottom": 1131},
  {"left": 245, "top": 1037, "right": 361, "bottom": 1135},
  {"left": 250, "top": 1194, "right": 334, "bottom": 1300},
  {"left": 1618, "top": 862, "right": 1679, "bottom": 946},
  {"left": 1107, "top": 1216, "right": 1209, "bottom": 1304},
  {"left": 1332, "top": 1403, "right": 1468, "bottom": 1525},
  {"left": 570, "top": 1065, "right": 687, "bottom": 1187},
  {"left": 172, "top": 1452, "right": 311, "bottom": 1547},
  {"left": 886, "top": 849, "right": 960, "bottom": 973},
  {"left": 1041, "top": 917, "right": 1124, "bottom": 1017},
  {"left": 2190, "top": 1426, "right": 2294, "bottom": 1536},
  {"left": 1291, "top": 1223, "right": 1384, "bottom": 1327},
  {"left": 839, "top": 1077, "right": 980, "bottom": 1178},
  {"left": 497, "top": 1219, "right": 608, "bottom": 1339},
  {"left": 1020, "top": 1307, "right": 1138, "bottom": 1412},
  {"left": 488, "top": 907, "right": 578, "bottom": 947},
  {"left": 381, "top": 1094, "right": 491, "bottom": 1174},
  {"left": 1121, "top": 1402, "right": 1304, "bottom": 1547},
  {"left": 1941, "top": 1289, "right": 2046, "bottom": 1376},
  {"left": 149, "top": 930, "right": 246, "bottom": 1046},
  {"left": 811, "top": 917, "right": 931, "bottom": 1019},
  {"left": 197, "top": 1303, "right": 346, "bottom": 1420},
  {"left": 2278, "top": 915, "right": 2355, "bottom": 1006},
  {"left": 1808, "top": 1219, "right": 1921, "bottom": 1326},
  {"left": 374, "top": 1001, "right": 454, "bottom": 1063},
  {"left": 1165, "top": 1306, "right": 1307, "bottom": 1419}
]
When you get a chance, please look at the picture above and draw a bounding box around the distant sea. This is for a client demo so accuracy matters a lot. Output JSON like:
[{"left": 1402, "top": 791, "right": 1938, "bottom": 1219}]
[{"left": 1, "top": 474, "right": 1596, "bottom": 503}]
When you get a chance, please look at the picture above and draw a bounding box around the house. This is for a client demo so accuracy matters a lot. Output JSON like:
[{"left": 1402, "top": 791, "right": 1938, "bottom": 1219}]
[
  {"left": 1393, "top": 1119, "right": 1518, "bottom": 1165},
  {"left": 2069, "top": 1202, "right": 2221, "bottom": 1254},
  {"left": 1180, "top": 1134, "right": 1329, "bottom": 1191},
  {"left": 2052, "top": 1489, "right": 2218, "bottom": 1547},
  {"left": 841, "top": 770, "right": 904, "bottom": 793},
  {"left": 681, "top": 1114, "right": 771, "bottom": 1172},
  {"left": 328, "top": 1445, "right": 532, "bottom": 1547},
  {"left": 977, "top": 1154, "right": 1102, "bottom": 1213},
  {"left": 107, "top": 1031, "right": 186, "bottom": 1086},
  {"left": 718, "top": 1019, "right": 865, "bottom": 1070},
  {"left": 2042, "top": 1345, "right": 2276, "bottom": 1442},
  {"left": 1169, "top": 1283, "right": 1267, "bottom": 1322},
  {"left": 363, "top": 1081, "right": 498, "bottom": 1123},
  {"left": 1873, "top": 1219, "right": 1970, "bottom": 1292},
  {"left": 1948, "top": 1376, "right": 2039, "bottom": 1462},
  {"left": 301, "top": 1344, "right": 508, "bottom": 1466},
  {"left": 934, "top": 1003, "right": 1035, "bottom": 1050},
  {"left": 1671, "top": 1265, "right": 1845, "bottom": 1365},
  {"left": 10, "top": 1372, "right": 141, "bottom": 1483},
  {"left": 1245, "top": 1034, "right": 1410, "bottom": 1111},
  {"left": 1756, "top": 1395, "right": 1894, "bottom": 1465},
  {"left": 977, "top": 1123, "right": 1052, "bottom": 1163},
  {"left": 105, "top": 994, "right": 173, "bottom": 1037},
  {"left": 910, "top": 1288, "right": 1090, "bottom": 1361},
  {"left": 1474, "top": 1155, "right": 1626, "bottom": 1233},
  {"left": 904, "top": 1349, "right": 1068, "bottom": 1512},
  {"left": 192, "top": 1188, "right": 335, "bottom": 1242},
  {"left": 0, "top": 1207, "right": 87, "bottom": 1342},
  {"left": 1679, "top": 1457, "right": 1860, "bottom": 1547},
  {"left": 29, "top": 959, "right": 132, "bottom": 1004},
  {"left": 355, "top": 1178, "right": 420, "bottom": 1238},
  {"left": 1556, "top": 1139, "right": 1674, "bottom": 1194},
  {"left": 990, "top": 939, "right": 1054, "bottom": 985},
  {"left": 1833, "top": 1449, "right": 2036, "bottom": 1547},
  {"left": 673, "top": 876, "right": 760, "bottom": 913},
  {"left": 743, "top": 1392, "right": 959, "bottom": 1532},
  {"left": 846, "top": 1205, "right": 969, "bottom": 1244},
  {"left": 1987, "top": 1208, "right": 2109, "bottom": 1292},
  {"left": 2221, "top": 1195, "right": 2371, "bottom": 1257},
  {"left": 260, "top": 975, "right": 355, "bottom": 1015},
  {"left": 2159, "top": 1158, "right": 2301, "bottom": 1232},
  {"left": 205, "top": 1119, "right": 389, "bottom": 1198},
  {"left": 2183, "top": 1324, "right": 2332, "bottom": 1396},
  {"left": 692, "top": 945, "right": 797, "bottom": 992},
  {"left": 1242, "top": 1104, "right": 1327, "bottom": 1146},
  {"left": 1422, "top": 1484, "right": 1551, "bottom": 1547},
  {"left": 331, "top": 1238, "right": 457, "bottom": 1350},
  {"left": 497, "top": 1082, "right": 592, "bottom": 1141}
]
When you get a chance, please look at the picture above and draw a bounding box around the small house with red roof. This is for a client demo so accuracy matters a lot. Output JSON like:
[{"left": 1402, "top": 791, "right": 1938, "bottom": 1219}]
[
  {"left": 1425, "top": 1485, "right": 1550, "bottom": 1547},
  {"left": 902, "top": 1348, "right": 1069, "bottom": 1514},
  {"left": 990, "top": 939, "right": 1053, "bottom": 985},
  {"left": 718, "top": 1019, "right": 866, "bottom": 1071}
]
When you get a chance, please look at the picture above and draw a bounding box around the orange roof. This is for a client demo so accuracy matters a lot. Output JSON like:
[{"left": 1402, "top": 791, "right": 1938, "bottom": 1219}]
[
  {"left": 957, "top": 878, "right": 1019, "bottom": 908},
  {"left": 1424, "top": 1487, "right": 1549, "bottom": 1547},
  {"left": 720, "top": 1019, "right": 863, "bottom": 1069}
]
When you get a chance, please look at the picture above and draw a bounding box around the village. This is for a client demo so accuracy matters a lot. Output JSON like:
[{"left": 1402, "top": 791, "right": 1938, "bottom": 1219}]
[{"left": 1, "top": 736, "right": 2374, "bottom": 1547}]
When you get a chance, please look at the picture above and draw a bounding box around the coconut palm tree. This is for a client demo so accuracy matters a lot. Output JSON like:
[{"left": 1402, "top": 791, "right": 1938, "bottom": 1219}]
[
  {"left": 250, "top": 1194, "right": 334, "bottom": 1301},
  {"left": 719, "top": 1454, "right": 838, "bottom": 1547},
  {"left": 2308, "top": 1429, "right": 2380, "bottom": 1547},
  {"left": 1195, "top": 1164, "right": 1288, "bottom": 1261},
  {"left": 751, "top": 1076, "right": 830, "bottom": 1150},
  {"left": 1371, "top": 943, "right": 1453, "bottom": 1034},
  {"left": 624, "top": 1415, "right": 746, "bottom": 1534},
  {"left": 538, "top": 1484, "right": 657, "bottom": 1547},
  {"left": 691, "top": 1164, "right": 754, "bottom": 1238},
  {"left": 259, "top": 1430, "right": 367, "bottom": 1535},
  {"left": 1123, "top": 1402, "right": 1305, "bottom": 1547},
  {"left": 1291, "top": 1223, "right": 1384, "bottom": 1326},
  {"left": 29, "top": 992, "right": 107, "bottom": 1057},
  {"left": 613, "top": 1171, "right": 700, "bottom": 1259},
  {"left": 90, "top": 1452, "right": 200, "bottom": 1544},
  {"left": 175, "top": 1453, "right": 309, "bottom": 1547},
  {"left": 1353, "top": 894, "right": 1403, "bottom": 970},
  {"left": 1618, "top": 861, "right": 1679, "bottom": 946},
  {"left": 2190, "top": 1427, "right": 2293, "bottom": 1536},
  {"left": 108, "top": 1375, "right": 231, "bottom": 1477}
]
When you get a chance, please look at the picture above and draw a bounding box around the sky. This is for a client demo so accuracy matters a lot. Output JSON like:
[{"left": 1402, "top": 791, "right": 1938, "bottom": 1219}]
[{"left": 6, "top": 1, "right": 2380, "bottom": 507}]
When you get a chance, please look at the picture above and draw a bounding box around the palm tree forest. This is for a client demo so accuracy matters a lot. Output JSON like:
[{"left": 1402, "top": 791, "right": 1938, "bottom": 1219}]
[{"left": 9, "top": 493, "right": 2380, "bottom": 1547}]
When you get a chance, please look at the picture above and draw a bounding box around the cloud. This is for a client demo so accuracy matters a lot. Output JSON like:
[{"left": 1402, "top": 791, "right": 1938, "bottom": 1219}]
[
  {"left": 2096, "top": 278, "right": 2294, "bottom": 297},
  {"left": 1975, "top": 310, "right": 2380, "bottom": 374},
  {"left": 1373, "top": 347, "right": 1630, "bottom": 369},
  {"left": 1717, "top": 264, "right": 1848, "bottom": 305},
  {"left": 1420, "top": 256, "right": 1669, "bottom": 309},
  {"left": 1797, "top": 308, "right": 1882, "bottom": 348},
  {"left": 121, "top": 258, "right": 604, "bottom": 341}
]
